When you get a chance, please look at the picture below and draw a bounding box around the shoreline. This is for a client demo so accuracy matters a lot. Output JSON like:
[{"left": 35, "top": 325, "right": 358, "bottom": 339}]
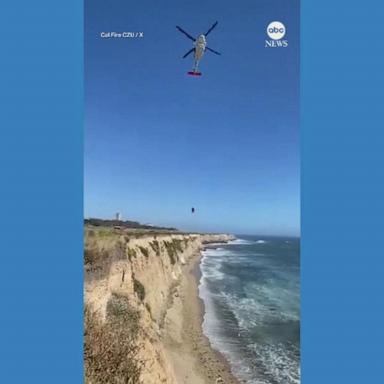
[
  {"left": 193, "top": 251, "right": 240, "bottom": 383},
  {"left": 163, "top": 248, "right": 240, "bottom": 384}
]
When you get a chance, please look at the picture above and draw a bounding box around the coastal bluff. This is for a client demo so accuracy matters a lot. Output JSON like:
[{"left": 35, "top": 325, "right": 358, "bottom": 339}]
[{"left": 84, "top": 227, "right": 235, "bottom": 384}]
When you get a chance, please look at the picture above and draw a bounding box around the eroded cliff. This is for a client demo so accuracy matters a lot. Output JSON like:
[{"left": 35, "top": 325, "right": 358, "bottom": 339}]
[{"left": 84, "top": 228, "right": 234, "bottom": 384}]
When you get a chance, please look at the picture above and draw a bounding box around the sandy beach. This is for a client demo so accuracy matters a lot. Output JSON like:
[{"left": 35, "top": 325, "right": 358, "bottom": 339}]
[{"left": 163, "top": 250, "right": 240, "bottom": 384}]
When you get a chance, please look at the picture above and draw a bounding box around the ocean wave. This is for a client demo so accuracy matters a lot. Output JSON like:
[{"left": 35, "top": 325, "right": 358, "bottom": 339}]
[
  {"left": 204, "top": 242, "right": 229, "bottom": 248},
  {"left": 200, "top": 250, "right": 227, "bottom": 281},
  {"left": 228, "top": 238, "right": 254, "bottom": 245},
  {"left": 200, "top": 266, "right": 225, "bottom": 281},
  {"left": 198, "top": 235, "right": 300, "bottom": 384},
  {"left": 249, "top": 342, "right": 300, "bottom": 384},
  {"left": 202, "top": 248, "right": 231, "bottom": 257}
]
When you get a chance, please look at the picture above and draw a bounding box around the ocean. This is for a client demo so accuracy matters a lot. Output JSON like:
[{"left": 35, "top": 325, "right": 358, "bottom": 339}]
[{"left": 199, "top": 235, "right": 300, "bottom": 384}]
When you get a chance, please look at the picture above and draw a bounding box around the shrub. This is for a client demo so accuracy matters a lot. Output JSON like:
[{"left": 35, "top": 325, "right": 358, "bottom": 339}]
[
  {"left": 84, "top": 247, "right": 111, "bottom": 278},
  {"left": 84, "top": 247, "right": 108, "bottom": 265},
  {"left": 84, "top": 248, "right": 96, "bottom": 265},
  {"left": 172, "top": 239, "right": 183, "bottom": 253},
  {"left": 84, "top": 296, "right": 143, "bottom": 384},
  {"left": 138, "top": 246, "right": 149, "bottom": 258},
  {"left": 106, "top": 294, "right": 140, "bottom": 326},
  {"left": 113, "top": 241, "right": 126, "bottom": 261},
  {"left": 84, "top": 243, "right": 127, "bottom": 278},
  {"left": 163, "top": 241, "right": 178, "bottom": 265},
  {"left": 133, "top": 277, "right": 146, "bottom": 302},
  {"left": 127, "top": 247, "right": 137, "bottom": 261},
  {"left": 149, "top": 240, "right": 160, "bottom": 256}
]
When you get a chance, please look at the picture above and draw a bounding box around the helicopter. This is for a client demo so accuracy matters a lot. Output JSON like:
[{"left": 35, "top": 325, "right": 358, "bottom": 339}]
[{"left": 176, "top": 21, "right": 221, "bottom": 76}]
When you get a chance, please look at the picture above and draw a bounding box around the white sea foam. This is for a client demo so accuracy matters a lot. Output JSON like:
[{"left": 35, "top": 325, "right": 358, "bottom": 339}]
[
  {"left": 200, "top": 265, "right": 225, "bottom": 281},
  {"left": 228, "top": 238, "right": 254, "bottom": 245},
  {"left": 202, "top": 248, "right": 230, "bottom": 257},
  {"left": 249, "top": 342, "right": 300, "bottom": 384},
  {"left": 199, "top": 277, "right": 229, "bottom": 347},
  {"left": 220, "top": 292, "right": 267, "bottom": 329},
  {"left": 198, "top": 237, "right": 300, "bottom": 384},
  {"left": 204, "top": 242, "right": 228, "bottom": 248},
  {"left": 200, "top": 249, "right": 227, "bottom": 281}
]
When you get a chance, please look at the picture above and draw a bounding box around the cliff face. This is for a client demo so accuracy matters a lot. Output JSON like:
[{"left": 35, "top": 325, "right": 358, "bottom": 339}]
[{"left": 84, "top": 229, "right": 234, "bottom": 384}]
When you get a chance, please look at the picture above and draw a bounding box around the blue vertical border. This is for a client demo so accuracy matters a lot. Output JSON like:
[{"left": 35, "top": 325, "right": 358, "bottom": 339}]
[
  {"left": 0, "top": 1, "right": 83, "bottom": 383},
  {"left": 301, "top": 0, "right": 384, "bottom": 383}
]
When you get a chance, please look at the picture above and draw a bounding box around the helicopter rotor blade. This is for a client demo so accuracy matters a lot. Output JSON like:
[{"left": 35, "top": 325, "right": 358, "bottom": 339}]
[
  {"left": 183, "top": 48, "right": 195, "bottom": 58},
  {"left": 176, "top": 26, "right": 196, "bottom": 41},
  {"left": 206, "top": 46, "right": 221, "bottom": 55},
  {"left": 204, "top": 21, "right": 218, "bottom": 37}
]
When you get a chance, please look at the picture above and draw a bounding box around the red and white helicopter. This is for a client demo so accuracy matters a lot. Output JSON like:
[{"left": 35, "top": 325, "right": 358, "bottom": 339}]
[{"left": 176, "top": 21, "right": 221, "bottom": 76}]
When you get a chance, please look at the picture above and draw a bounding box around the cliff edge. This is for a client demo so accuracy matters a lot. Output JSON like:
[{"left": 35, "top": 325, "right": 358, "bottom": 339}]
[{"left": 84, "top": 227, "right": 235, "bottom": 384}]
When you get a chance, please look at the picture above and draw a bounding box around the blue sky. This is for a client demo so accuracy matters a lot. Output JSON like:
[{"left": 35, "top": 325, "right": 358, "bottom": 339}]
[{"left": 85, "top": 0, "right": 300, "bottom": 236}]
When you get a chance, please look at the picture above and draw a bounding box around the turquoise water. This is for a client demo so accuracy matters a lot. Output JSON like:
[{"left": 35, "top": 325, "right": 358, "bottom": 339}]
[{"left": 199, "top": 236, "right": 300, "bottom": 384}]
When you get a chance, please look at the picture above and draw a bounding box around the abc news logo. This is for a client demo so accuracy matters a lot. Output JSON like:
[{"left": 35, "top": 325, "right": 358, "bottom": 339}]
[{"left": 265, "top": 21, "right": 288, "bottom": 48}]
